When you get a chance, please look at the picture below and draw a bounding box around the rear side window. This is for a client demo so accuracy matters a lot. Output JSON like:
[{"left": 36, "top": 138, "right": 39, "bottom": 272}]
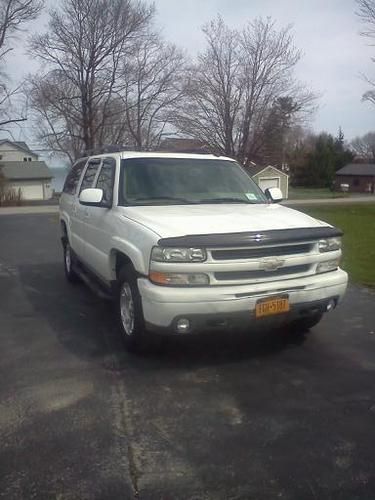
[
  {"left": 96, "top": 158, "right": 115, "bottom": 205},
  {"left": 79, "top": 160, "right": 101, "bottom": 193},
  {"left": 63, "top": 158, "right": 87, "bottom": 195}
]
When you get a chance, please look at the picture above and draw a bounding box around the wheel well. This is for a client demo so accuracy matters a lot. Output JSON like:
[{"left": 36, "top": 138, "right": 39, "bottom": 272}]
[
  {"left": 61, "top": 220, "right": 67, "bottom": 236},
  {"left": 111, "top": 250, "right": 133, "bottom": 279},
  {"left": 61, "top": 221, "right": 68, "bottom": 245}
]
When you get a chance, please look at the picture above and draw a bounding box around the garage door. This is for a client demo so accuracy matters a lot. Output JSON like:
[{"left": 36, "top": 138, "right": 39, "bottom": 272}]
[
  {"left": 258, "top": 177, "right": 280, "bottom": 193},
  {"left": 11, "top": 181, "right": 44, "bottom": 200}
]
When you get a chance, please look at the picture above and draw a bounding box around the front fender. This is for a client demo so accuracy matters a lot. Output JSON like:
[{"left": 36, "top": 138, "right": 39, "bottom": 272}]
[{"left": 110, "top": 236, "right": 151, "bottom": 277}]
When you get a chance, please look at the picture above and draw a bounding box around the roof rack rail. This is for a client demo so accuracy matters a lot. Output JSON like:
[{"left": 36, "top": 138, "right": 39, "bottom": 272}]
[
  {"left": 83, "top": 144, "right": 136, "bottom": 156},
  {"left": 154, "top": 148, "right": 213, "bottom": 155},
  {"left": 82, "top": 144, "right": 224, "bottom": 157}
]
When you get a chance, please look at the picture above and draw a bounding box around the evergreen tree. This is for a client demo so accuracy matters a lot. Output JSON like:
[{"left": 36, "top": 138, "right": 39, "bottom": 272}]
[
  {"left": 305, "top": 134, "right": 335, "bottom": 187},
  {"left": 333, "top": 127, "right": 353, "bottom": 171},
  {"left": 293, "top": 129, "right": 353, "bottom": 187}
]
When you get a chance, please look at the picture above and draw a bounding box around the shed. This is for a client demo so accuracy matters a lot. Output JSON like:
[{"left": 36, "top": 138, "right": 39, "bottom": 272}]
[
  {"left": 335, "top": 164, "right": 375, "bottom": 194},
  {"left": 244, "top": 164, "right": 289, "bottom": 199},
  {"left": 0, "top": 161, "right": 53, "bottom": 200}
]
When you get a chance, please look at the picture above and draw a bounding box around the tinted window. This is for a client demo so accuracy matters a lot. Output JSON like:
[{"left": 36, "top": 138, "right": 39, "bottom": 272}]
[
  {"left": 119, "top": 158, "right": 267, "bottom": 206},
  {"left": 63, "top": 159, "right": 87, "bottom": 195},
  {"left": 79, "top": 160, "right": 100, "bottom": 193},
  {"left": 96, "top": 158, "right": 115, "bottom": 205}
]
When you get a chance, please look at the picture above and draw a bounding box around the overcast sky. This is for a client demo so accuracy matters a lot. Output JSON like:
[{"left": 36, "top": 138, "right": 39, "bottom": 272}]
[{"left": 5, "top": 0, "right": 375, "bottom": 150}]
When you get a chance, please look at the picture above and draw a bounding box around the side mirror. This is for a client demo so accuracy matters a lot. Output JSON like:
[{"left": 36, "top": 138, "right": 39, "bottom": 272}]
[
  {"left": 79, "top": 188, "right": 104, "bottom": 206},
  {"left": 265, "top": 187, "right": 283, "bottom": 203}
]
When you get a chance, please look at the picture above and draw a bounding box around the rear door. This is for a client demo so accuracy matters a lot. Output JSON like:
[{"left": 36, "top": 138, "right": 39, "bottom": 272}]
[
  {"left": 74, "top": 158, "right": 102, "bottom": 260},
  {"left": 61, "top": 158, "right": 87, "bottom": 256},
  {"left": 83, "top": 157, "right": 116, "bottom": 282}
]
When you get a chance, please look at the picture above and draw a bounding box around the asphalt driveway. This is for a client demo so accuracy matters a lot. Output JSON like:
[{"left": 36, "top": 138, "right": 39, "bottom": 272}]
[{"left": 0, "top": 214, "right": 375, "bottom": 500}]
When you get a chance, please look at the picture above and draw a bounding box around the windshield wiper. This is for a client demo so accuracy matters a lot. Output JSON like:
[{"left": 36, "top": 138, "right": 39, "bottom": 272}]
[
  {"left": 132, "top": 196, "right": 196, "bottom": 204},
  {"left": 198, "top": 197, "right": 256, "bottom": 204}
]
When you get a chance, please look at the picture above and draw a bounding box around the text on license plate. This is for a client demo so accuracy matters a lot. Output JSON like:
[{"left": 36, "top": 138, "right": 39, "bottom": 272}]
[{"left": 255, "top": 296, "right": 290, "bottom": 318}]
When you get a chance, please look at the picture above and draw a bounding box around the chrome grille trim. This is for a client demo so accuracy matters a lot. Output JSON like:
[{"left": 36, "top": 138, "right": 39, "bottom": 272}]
[
  {"left": 211, "top": 243, "right": 313, "bottom": 260},
  {"left": 214, "top": 265, "right": 311, "bottom": 281}
]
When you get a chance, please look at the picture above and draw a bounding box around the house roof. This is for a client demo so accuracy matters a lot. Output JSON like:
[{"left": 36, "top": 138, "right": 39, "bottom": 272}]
[
  {"left": 336, "top": 163, "right": 375, "bottom": 176},
  {"left": 244, "top": 164, "right": 288, "bottom": 177},
  {"left": 0, "top": 161, "right": 53, "bottom": 180},
  {"left": 0, "top": 139, "right": 37, "bottom": 156}
]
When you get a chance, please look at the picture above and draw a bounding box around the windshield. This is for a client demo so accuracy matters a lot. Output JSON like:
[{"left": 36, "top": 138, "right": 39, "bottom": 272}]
[{"left": 119, "top": 157, "right": 267, "bottom": 206}]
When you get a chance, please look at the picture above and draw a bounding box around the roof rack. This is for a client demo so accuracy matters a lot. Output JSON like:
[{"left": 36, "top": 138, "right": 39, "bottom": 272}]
[
  {"left": 83, "top": 144, "right": 136, "bottom": 156},
  {"left": 83, "top": 144, "right": 223, "bottom": 157}
]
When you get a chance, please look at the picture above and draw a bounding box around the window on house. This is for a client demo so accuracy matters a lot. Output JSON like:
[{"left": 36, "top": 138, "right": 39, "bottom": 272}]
[
  {"left": 23, "top": 157, "right": 27, "bottom": 161},
  {"left": 353, "top": 178, "right": 359, "bottom": 187},
  {"left": 28, "top": 157, "right": 32, "bottom": 161}
]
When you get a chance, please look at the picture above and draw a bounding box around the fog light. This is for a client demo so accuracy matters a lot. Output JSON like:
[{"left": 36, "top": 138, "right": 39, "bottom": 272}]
[
  {"left": 326, "top": 299, "right": 336, "bottom": 312},
  {"left": 176, "top": 318, "right": 191, "bottom": 333},
  {"left": 316, "top": 259, "right": 340, "bottom": 274}
]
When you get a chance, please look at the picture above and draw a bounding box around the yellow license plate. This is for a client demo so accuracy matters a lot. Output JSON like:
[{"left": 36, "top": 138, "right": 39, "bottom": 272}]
[{"left": 255, "top": 296, "right": 290, "bottom": 318}]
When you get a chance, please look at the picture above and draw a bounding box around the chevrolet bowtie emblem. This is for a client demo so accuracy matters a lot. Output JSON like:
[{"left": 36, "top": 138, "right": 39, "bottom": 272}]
[
  {"left": 251, "top": 234, "right": 265, "bottom": 242},
  {"left": 259, "top": 257, "right": 285, "bottom": 272}
]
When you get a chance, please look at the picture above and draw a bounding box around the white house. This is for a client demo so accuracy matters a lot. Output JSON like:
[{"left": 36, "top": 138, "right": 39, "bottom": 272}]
[{"left": 0, "top": 140, "right": 53, "bottom": 200}]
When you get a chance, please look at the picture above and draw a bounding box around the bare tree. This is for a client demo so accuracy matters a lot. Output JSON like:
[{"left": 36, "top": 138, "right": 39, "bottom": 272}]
[
  {"left": 351, "top": 131, "right": 375, "bottom": 161},
  {"left": 28, "top": 0, "right": 154, "bottom": 159},
  {"left": 0, "top": 0, "right": 43, "bottom": 130},
  {"left": 356, "top": 0, "right": 375, "bottom": 105},
  {"left": 174, "top": 17, "right": 242, "bottom": 157},
  {"left": 174, "top": 16, "right": 316, "bottom": 165},
  {"left": 356, "top": 0, "right": 375, "bottom": 38},
  {"left": 120, "top": 32, "right": 186, "bottom": 150}
]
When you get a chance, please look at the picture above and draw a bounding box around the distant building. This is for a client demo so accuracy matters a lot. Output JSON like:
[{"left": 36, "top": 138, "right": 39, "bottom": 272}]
[
  {"left": 0, "top": 140, "right": 53, "bottom": 200},
  {"left": 0, "top": 140, "right": 38, "bottom": 162},
  {"left": 243, "top": 164, "right": 289, "bottom": 199},
  {"left": 335, "top": 164, "right": 375, "bottom": 194}
]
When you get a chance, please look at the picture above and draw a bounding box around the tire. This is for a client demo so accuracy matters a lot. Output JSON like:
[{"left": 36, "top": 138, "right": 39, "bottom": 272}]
[
  {"left": 116, "top": 265, "right": 148, "bottom": 353},
  {"left": 63, "top": 239, "right": 80, "bottom": 284},
  {"left": 290, "top": 312, "right": 323, "bottom": 334}
]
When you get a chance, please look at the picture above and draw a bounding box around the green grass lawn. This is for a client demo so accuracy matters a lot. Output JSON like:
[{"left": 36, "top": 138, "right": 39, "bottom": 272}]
[
  {"left": 296, "top": 204, "right": 375, "bottom": 288},
  {"left": 288, "top": 187, "right": 347, "bottom": 200}
]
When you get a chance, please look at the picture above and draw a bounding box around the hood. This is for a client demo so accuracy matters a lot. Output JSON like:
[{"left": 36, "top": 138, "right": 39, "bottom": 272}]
[{"left": 120, "top": 203, "right": 327, "bottom": 239}]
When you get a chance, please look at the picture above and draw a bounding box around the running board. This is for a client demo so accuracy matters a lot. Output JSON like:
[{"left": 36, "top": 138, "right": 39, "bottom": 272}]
[{"left": 73, "top": 265, "right": 113, "bottom": 301}]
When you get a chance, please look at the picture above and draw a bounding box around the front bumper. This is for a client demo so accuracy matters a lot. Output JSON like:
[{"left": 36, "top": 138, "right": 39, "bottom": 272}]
[{"left": 138, "top": 269, "right": 348, "bottom": 334}]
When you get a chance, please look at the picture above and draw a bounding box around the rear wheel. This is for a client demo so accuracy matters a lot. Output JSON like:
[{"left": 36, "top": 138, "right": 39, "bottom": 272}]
[
  {"left": 63, "top": 239, "right": 80, "bottom": 283},
  {"left": 116, "top": 265, "right": 148, "bottom": 353}
]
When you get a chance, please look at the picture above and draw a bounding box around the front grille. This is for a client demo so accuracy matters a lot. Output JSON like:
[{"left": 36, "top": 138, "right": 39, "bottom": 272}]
[
  {"left": 211, "top": 243, "right": 313, "bottom": 260},
  {"left": 214, "top": 265, "right": 311, "bottom": 281}
]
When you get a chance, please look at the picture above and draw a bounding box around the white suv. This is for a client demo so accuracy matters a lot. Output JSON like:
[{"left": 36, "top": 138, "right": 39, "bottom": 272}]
[{"left": 60, "top": 151, "right": 348, "bottom": 351}]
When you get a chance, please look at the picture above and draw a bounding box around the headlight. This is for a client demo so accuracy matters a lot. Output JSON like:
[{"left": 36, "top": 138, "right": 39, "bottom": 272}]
[
  {"left": 151, "top": 246, "right": 207, "bottom": 262},
  {"left": 316, "top": 258, "right": 341, "bottom": 274},
  {"left": 318, "top": 237, "right": 341, "bottom": 253},
  {"left": 149, "top": 271, "right": 210, "bottom": 286}
]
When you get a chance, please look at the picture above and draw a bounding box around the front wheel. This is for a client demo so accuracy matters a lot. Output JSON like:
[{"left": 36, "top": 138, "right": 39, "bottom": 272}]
[{"left": 116, "top": 265, "right": 148, "bottom": 353}]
